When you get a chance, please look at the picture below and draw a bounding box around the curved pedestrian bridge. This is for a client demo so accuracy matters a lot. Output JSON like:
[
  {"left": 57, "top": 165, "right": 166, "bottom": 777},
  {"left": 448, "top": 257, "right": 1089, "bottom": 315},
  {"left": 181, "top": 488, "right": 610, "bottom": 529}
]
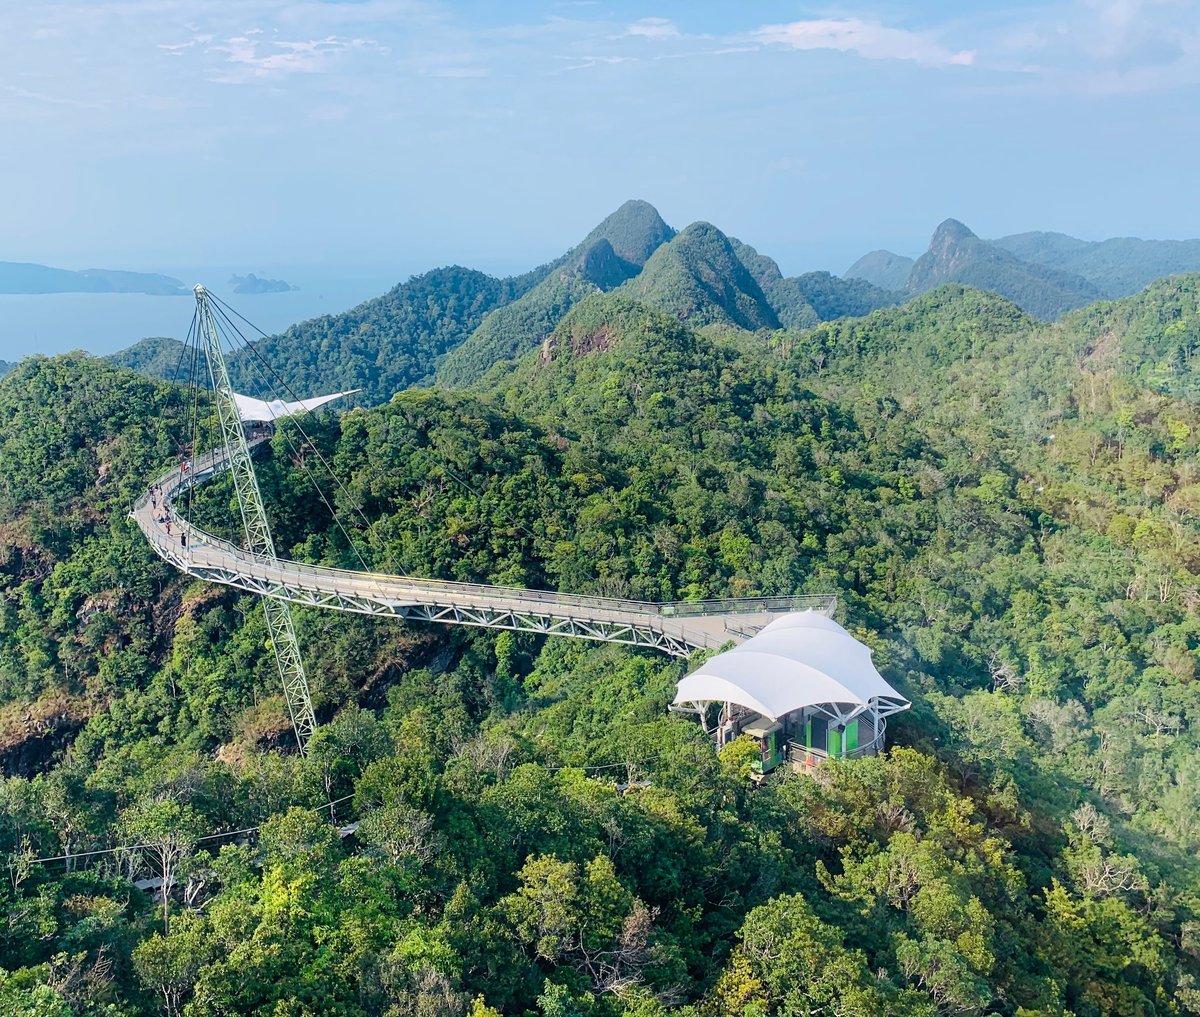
[{"left": 132, "top": 444, "right": 835, "bottom": 656}]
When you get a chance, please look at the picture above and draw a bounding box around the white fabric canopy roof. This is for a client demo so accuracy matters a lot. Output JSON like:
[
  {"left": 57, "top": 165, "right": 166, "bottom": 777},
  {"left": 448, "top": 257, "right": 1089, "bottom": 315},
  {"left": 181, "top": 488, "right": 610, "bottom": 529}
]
[
  {"left": 673, "top": 610, "right": 908, "bottom": 723},
  {"left": 232, "top": 390, "right": 358, "bottom": 423}
]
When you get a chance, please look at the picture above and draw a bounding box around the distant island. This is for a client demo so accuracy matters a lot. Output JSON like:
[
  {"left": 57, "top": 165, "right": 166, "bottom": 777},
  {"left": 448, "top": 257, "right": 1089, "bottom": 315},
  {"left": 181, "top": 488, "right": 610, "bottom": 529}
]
[
  {"left": 230, "top": 273, "right": 295, "bottom": 294},
  {"left": 0, "top": 260, "right": 186, "bottom": 296}
]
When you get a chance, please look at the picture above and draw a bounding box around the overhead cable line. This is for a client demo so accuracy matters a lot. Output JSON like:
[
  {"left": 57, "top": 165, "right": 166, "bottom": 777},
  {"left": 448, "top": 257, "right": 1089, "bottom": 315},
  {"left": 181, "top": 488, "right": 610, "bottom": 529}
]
[{"left": 21, "top": 793, "right": 359, "bottom": 867}]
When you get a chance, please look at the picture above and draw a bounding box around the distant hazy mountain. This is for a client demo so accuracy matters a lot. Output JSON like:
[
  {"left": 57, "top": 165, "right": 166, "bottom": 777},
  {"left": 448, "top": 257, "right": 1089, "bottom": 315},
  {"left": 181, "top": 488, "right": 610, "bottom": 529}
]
[
  {"left": 230, "top": 273, "right": 294, "bottom": 294},
  {"left": 843, "top": 250, "right": 915, "bottom": 291},
  {"left": 992, "top": 231, "right": 1200, "bottom": 298},
  {"left": 730, "top": 238, "right": 899, "bottom": 328},
  {"left": 0, "top": 261, "right": 186, "bottom": 295},
  {"left": 622, "top": 222, "right": 780, "bottom": 331},
  {"left": 436, "top": 200, "right": 675, "bottom": 388},
  {"left": 0, "top": 360, "right": 11, "bottom": 378},
  {"left": 906, "top": 219, "right": 1101, "bottom": 319}
]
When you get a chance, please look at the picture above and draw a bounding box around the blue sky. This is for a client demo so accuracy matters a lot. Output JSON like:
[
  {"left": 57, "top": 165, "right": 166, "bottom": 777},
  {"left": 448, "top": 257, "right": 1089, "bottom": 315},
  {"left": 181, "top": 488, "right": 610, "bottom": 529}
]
[{"left": 3, "top": 0, "right": 1199, "bottom": 278}]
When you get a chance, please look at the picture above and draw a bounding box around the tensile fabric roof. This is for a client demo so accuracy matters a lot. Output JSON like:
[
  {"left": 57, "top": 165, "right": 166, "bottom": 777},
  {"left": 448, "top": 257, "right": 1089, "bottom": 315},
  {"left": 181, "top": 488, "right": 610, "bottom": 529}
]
[
  {"left": 231, "top": 390, "right": 359, "bottom": 423},
  {"left": 673, "top": 610, "right": 908, "bottom": 723}
]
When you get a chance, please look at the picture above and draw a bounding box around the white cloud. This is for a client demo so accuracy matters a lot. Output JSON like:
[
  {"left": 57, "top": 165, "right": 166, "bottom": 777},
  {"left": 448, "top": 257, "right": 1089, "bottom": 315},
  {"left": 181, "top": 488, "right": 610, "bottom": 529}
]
[
  {"left": 1079, "top": 0, "right": 1189, "bottom": 64},
  {"left": 211, "top": 33, "right": 374, "bottom": 81},
  {"left": 990, "top": 0, "right": 1200, "bottom": 93},
  {"left": 627, "top": 18, "right": 679, "bottom": 41},
  {"left": 555, "top": 54, "right": 635, "bottom": 73},
  {"left": 158, "top": 33, "right": 213, "bottom": 55},
  {"left": 754, "top": 18, "right": 976, "bottom": 68},
  {"left": 5, "top": 86, "right": 110, "bottom": 110}
]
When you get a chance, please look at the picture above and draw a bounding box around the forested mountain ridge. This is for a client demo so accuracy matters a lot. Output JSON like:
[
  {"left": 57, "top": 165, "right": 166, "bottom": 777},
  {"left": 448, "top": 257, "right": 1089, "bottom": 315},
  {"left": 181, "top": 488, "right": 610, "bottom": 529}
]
[
  {"left": 0, "top": 360, "right": 11, "bottom": 377},
  {"left": 4, "top": 271, "right": 1200, "bottom": 1012},
  {"left": 434, "top": 200, "right": 675, "bottom": 389},
  {"left": 906, "top": 218, "right": 1103, "bottom": 319},
  {"left": 107, "top": 266, "right": 533, "bottom": 402},
  {"left": 1056, "top": 274, "right": 1200, "bottom": 399},
  {"left": 621, "top": 222, "right": 780, "bottom": 332},
  {"left": 96, "top": 205, "right": 1200, "bottom": 411},
  {"left": 229, "top": 265, "right": 531, "bottom": 403},
  {"left": 790, "top": 270, "right": 902, "bottom": 322},
  {"left": 564, "top": 198, "right": 676, "bottom": 269},
  {"left": 432, "top": 267, "right": 606, "bottom": 390},
  {"left": 107, "top": 336, "right": 195, "bottom": 385},
  {"left": 730, "top": 239, "right": 900, "bottom": 329},
  {"left": 995, "top": 230, "right": 1200, "bottom": 297}
]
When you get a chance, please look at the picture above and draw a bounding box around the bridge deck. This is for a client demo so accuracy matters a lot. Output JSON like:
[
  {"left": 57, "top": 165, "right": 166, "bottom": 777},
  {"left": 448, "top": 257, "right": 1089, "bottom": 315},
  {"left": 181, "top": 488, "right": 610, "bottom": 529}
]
[{"left": 132, "top": 445, "right": 834, "bottom": 656}]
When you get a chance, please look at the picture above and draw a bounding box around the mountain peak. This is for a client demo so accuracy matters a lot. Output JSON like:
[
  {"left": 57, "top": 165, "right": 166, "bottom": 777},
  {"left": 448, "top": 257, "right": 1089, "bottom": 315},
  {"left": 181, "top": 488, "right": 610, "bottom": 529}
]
[
  {"left": 907, "top": 218, "right": 1101, "bottom": 319},
  {"left": 579, "top": 200, "right": 675, "bottom": 267},
  {"left": 622, "top": 220, "right": 780, "bottom": 331},
  {"left": 930, "top": 218, "right": 978, "bottom": 247}
]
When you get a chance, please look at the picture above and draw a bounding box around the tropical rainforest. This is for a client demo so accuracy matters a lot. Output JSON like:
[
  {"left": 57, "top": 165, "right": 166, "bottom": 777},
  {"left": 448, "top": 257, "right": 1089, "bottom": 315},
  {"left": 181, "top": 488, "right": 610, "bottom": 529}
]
[{"left": 3, "top": 200, "right": 1200, "bottom": 1016}]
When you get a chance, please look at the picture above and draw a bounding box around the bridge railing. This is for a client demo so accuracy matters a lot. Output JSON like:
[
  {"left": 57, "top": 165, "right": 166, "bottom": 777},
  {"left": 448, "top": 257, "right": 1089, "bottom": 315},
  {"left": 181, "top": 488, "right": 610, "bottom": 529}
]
[
  {"left": 661, "top": 595, "right": 836, "bottom": 617},
  {"left": 785, "top": 720, "right": 888, "bottom": 768},
  {"left": 135, "top": 451, "right": 836, "bottom": 630}
]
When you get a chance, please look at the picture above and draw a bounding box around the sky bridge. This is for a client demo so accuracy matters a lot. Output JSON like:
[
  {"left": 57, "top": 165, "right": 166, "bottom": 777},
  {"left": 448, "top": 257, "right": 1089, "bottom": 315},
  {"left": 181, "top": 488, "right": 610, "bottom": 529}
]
[
  {"left": 133, "top": 443, "right": 835, "bottom": 658},
  {"left": 130, "top": 284, "right": 835, "bottom": 751}
]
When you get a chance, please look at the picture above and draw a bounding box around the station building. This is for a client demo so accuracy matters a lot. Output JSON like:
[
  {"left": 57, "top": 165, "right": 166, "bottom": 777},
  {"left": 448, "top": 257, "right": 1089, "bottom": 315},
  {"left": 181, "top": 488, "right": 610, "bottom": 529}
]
[{"left": 673, "top": 611, "right": 910, "bottom": 777}]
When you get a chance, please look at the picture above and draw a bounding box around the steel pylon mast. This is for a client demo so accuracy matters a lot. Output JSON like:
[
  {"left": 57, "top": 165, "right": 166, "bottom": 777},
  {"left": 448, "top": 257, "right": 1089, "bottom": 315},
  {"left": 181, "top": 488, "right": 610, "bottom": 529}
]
[{"left": 193, "top": 284, "right": 317, "bottom": 753}]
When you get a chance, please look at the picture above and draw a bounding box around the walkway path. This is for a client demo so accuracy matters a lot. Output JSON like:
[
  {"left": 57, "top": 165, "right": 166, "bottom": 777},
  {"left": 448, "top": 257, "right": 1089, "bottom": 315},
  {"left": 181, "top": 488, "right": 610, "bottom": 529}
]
[{"left": 132, "top": 444, "right": 834, "bottom": 656}]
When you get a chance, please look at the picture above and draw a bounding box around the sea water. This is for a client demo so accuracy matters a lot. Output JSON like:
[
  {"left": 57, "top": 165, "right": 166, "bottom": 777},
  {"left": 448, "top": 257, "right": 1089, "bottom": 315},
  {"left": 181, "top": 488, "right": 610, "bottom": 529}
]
[{"left": 0, "top": 264, "right": 411, "bottom": 362}]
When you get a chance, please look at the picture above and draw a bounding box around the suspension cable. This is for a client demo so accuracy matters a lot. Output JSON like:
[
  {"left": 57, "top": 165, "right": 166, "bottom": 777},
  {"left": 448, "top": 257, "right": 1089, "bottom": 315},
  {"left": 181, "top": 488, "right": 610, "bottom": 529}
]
[
  {"left": 206, "top": 295, "right": 400, "bottom": 575},
  {"left": 21, "top": 793, "right": 360, "bottom": 867},
  {"left": 209, "top": 292, "right": 581, "bottom": 578},
  {"left": 204, "top": 290, "right": 605, "bottom": 592},
  {"left": 207, "top": 307, "right": 377, "bottom": 572},
  {"left": 206, "top": 305, "right": 378, "bottom": 576}
]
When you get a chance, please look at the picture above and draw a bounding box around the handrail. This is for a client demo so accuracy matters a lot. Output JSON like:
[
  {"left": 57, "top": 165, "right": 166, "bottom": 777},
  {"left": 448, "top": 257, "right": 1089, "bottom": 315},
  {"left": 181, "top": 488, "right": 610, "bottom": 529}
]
[{"left": 785, "top": 719, "right": 888, "bottom": 764}]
